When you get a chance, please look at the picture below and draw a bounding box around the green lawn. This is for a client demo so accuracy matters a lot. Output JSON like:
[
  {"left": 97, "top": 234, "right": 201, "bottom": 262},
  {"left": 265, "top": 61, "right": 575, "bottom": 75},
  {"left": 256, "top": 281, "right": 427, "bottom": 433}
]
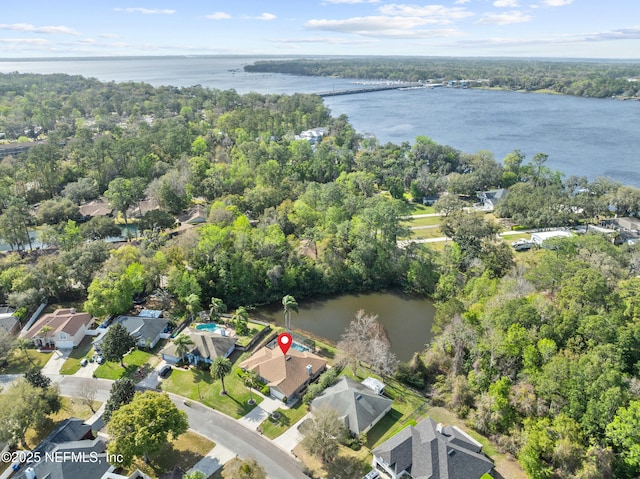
[
  {"left": 132, "top": 431, "right": 214, "bottom": 479},
  {"left": 24, "top": 396, "right": 102, "bottom": 449},
  {"left": 235, "top": 321, "right": 267, "bottom": 348},
  {"left": 60, "top": 336, "right": 95, "bottom": 375},
  {"left": 1, "top": 348, "right": 52, "bottom": 374},
  {"left": 403, "top": 215, "right": 442, "bottom": 227},
  {"left": 94, "top": 348, "right": 160, "bottom": 381},
  {"left": 500, "top": 232, "right": 532, "bottom": 242},
  {"left": 401, "top": 202, "right": 436, "bottom": 215},
  {"left": 258, "top": 401, "right": 308, "bottom": 439},
  {"left": 159, "top": 366, "right": 263, "bottom": 419},
  {"left": 43, "top": 300, "right": 86, "bottom": 315},
  {"left": 406, "top": 227, "right": 445, "bottom": 240}
]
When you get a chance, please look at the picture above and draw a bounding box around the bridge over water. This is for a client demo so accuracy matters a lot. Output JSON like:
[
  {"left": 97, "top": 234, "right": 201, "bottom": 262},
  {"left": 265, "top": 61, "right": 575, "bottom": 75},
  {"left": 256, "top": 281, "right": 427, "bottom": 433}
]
[{"left": 316, "top": 83, "right": 444, "bottom": 97}]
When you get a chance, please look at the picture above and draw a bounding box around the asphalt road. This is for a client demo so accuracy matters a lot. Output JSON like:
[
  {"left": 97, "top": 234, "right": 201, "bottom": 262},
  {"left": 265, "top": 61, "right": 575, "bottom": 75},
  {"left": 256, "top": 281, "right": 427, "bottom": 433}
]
[{"left": 29, "top": 375, "right": 310, "bottom": 479}]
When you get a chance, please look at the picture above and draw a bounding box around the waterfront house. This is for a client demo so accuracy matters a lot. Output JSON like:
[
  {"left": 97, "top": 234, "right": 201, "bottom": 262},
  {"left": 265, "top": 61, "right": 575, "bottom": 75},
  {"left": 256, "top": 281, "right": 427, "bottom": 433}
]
[
  {"left": 310, "top": 376, "right": 392, "bottom": 436},
  {"left": 160, "top": 328, "right": 236, "bottom": 365},
  {"left": 111, "top": 315, "right": 169, "bottom": 349},
  {"left": 239, "top": 345, "right": 327, "bottom": 402},
  {"left": 24, "top": 308, "right": 93, "bottom": 349},
  {"left": 78, "top": 198, "right": 113, "bottom": 219},
  {"left": 371, "top": 417, "right": 493, "bottom": 479}
]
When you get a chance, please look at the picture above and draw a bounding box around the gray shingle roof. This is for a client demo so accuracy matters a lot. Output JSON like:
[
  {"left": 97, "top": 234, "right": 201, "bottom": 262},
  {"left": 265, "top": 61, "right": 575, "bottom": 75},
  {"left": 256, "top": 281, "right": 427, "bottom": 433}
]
[
  {"left": 311, "top": 376, "right": 392, "bottom": 435},
  {"left": 372, "top": 417, "right": 493, "bottom": 479},
  {"left": 116, "top": 316, "right": 169, "bottom": 344}
]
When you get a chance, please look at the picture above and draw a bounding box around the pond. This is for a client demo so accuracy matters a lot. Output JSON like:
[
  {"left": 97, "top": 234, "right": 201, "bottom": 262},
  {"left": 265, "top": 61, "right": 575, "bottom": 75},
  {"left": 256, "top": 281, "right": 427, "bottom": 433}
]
[{"left": 254, "top": 291, "right": 435, "bottom": 362}]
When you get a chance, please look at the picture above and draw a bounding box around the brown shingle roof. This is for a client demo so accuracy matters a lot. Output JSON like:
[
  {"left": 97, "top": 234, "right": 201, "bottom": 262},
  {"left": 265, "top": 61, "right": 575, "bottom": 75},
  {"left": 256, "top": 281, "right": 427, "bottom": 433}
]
[
  {"left": 79, "top": 199, "right": 113, "bottom": 217},
  {"left": 239, "top": 346, "right": 327, "bottom": 397},
  {"left": 24, "top": 309, "right": 92, "bottom": 339}
]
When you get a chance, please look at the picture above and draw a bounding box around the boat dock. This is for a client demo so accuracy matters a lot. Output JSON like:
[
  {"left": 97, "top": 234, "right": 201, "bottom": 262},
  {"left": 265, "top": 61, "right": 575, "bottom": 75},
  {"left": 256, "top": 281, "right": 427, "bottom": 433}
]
[{"left": 316, "top": 83, "right": 444, "bottom": 97}]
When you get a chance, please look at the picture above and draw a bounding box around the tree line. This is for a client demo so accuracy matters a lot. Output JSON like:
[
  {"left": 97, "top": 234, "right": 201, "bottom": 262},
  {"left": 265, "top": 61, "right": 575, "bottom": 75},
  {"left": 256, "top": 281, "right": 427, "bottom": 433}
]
[{"left": 245, "top": 57, "right": 640, "bottom": 98}]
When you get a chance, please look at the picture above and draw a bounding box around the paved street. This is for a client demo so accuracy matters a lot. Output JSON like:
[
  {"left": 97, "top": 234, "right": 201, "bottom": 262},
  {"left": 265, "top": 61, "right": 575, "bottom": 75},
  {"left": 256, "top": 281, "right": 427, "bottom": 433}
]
[{"left": 5, "top": 375, "right": 309, "bottom": 479}]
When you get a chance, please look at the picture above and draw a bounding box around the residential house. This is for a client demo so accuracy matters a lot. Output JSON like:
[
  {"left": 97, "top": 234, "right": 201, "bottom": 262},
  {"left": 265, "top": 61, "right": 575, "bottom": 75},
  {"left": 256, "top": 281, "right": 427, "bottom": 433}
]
[
  {"left": 371, "top": 417, "right": 493, "bottom": 479},
  {"left": 0, "top": 306, "right": 20, "bottom": 335},
  {"left": 530, "top": 230, "right": 573, "bottom": 246},
  {"left": 294, "top": 127, "right": 327, "bottom": 145},
  {"left": 160, "top": 328, "right": 237, "bottom": 365},
  {"left": 106, "top": 315, "right": 169, "bottom": 349},
  {"left": 14, "top": 417, "right": 111, "bottom": 479},
  {"left": 239, "top": 345, "right": 327, "bottom": 402},
  {"left": 476, "top": 188, "right": 507, "bottom": 211},
  {"left": 311, "top": 376, "right": 392, "bottom": 436},
  {"left": 177, "top": 205, "right": 207, "bottom": 225},
  {"left": 15, "top": 417, "right": 151, "bottom": 479},
  {"left": 79, "top": 198, "right": 113, "bottom": 219},
  {"left": 24, "top": 308, "right": 93, "bottom": 349}
]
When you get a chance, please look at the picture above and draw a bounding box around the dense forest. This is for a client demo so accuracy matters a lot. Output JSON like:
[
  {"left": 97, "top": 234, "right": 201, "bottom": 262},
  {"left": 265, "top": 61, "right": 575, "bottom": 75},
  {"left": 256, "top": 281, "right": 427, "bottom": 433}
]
[
  {"left": 1, "top": 71, "right": 640, "bottom": 478},
  {"left": 245, "top": 57, "right": 640, "bottom": 99}
]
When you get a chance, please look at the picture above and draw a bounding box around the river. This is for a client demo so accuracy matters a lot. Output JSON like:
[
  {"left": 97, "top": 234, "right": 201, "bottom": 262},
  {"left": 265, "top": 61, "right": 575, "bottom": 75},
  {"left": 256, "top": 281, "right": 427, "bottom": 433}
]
[
  {"left": 2, "top": 55, "right": 638, "bottom": 185},
  {"left": 254, "top": 291, "right": 435, "bottom": 362}
]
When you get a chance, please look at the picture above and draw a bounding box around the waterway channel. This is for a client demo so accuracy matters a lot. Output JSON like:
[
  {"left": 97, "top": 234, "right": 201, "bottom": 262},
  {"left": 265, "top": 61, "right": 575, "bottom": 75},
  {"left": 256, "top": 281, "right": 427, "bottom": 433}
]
[{"left": 254, "top": 291, "right": 435, "bottom": 362}]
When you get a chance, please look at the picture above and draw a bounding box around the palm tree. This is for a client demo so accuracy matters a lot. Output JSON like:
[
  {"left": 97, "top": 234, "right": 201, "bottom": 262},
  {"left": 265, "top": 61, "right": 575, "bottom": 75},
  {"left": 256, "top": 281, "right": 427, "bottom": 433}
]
[
  {"left": 282, "top": 295, "right": 298, "bottom": 331},
  {"left": 173, "top": 334, "right": 195, "bottom": 363},
  {"left": 232, "top": 306, "right": 249, "bottom": 335},
  {"left": 210, "top": 356, "right": 232, "bottom": 395},
  {"left": 16, "top": 338, "right": 35, "bottom": 366},
  {"left": 184, "top": 293, "right": 201, "bottom": 322},
  {"left": 39, "top": 325, "right": 53, "bottom": 349},
  {"left": 243, "top": 370, "right": 259, "bottom": 405},
  {"left": 209, "top": 297, "right": 227, "bottom": 322}
]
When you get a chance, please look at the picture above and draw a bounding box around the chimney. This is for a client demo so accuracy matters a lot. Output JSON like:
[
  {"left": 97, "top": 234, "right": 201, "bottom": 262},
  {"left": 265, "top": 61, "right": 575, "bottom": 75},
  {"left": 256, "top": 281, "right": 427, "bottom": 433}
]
[
  {"left": 436, "top": 423, "right": 444, "bottom": 434},
  {"left": 25, "top": 467, "right": 36, "bottom": 479},
  {"left": 306, "top": 364, "right": 313, "bottom": 376},
  {"left": 70, "top": 308, "right": 76, "bottom": 314}
]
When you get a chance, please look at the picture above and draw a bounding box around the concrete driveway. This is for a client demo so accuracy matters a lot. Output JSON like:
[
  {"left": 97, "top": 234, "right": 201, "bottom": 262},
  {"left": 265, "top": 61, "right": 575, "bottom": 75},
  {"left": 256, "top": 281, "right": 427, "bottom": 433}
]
[
  {"left": 273, "top": 413, "right": 309, "bottom": 454},
  {"left": 137, "top": 360, "right": 168, "bottom": 389},
  {"left": 40, "top": 349, "right": 70, "bottom": 375},
  {"left": 238, "top": 396, "right": 282, "bottom": 431}
]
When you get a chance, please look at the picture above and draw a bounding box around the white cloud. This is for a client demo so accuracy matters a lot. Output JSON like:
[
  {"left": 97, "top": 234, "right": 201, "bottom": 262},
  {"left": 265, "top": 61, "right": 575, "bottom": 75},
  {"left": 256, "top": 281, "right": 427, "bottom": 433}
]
[
  {"left": 0, "top": 23, "right": 80, "bottom": 35},
  {"left": 256, "top": 13, "right": 277, "bottom": 21},
  {"left": 378, "top": 4, "right": 474, "bottom": 23},
  {"left": 454, "top": 0, "right": 471, "bottom": 3},
  {"left": 493, "top": 0, "right": 519, "bottom": 7},
  {"left": 0, "top": 38, "right": 50, "bottom": 44},
  {"left": 324, "top": 0, "right": 380, "bottom": 3},
  {"left": 113, "top": 8, "right": 176, "bottom": 14},
  {"left": 206, "top": 12, "right": 231, "bottom": 20},
  {"left": 269, "top": 36, "right": 377, "bottom": 45},
  {"left": 306, "top": 16, "right": 463, "bottom": 38},
  {"left": 477, "top": 10, "right": 532, "bottom": 25},
  {"left": 540, "top": 0, "right": 573, "bottom": 5},
  {"left": 99, "top": 33, "right": 120, "bottom": 39}
]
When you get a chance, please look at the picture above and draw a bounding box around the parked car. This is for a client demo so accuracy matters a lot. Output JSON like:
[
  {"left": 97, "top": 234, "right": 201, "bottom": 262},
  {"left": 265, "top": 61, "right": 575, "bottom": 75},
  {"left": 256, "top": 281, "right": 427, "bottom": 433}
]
[
  {"left": 95, "top": 355, "right": 104, "bottom": 364},
  {"left": 80, "top": 358, "right": 88, "bottom": 367},
  {"left": 363, "top": 470, "right": 380, "bottom": 479},
  {"left": 159, "top": 365, "right": 172, "bottom": 378},
  {"left": 512, "top": 239, "right": 534, "bottom": 251}
]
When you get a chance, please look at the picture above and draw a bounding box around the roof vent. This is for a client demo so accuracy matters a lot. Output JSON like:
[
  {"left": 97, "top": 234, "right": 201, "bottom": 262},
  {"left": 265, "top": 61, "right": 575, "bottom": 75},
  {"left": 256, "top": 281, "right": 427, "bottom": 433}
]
[
  {"left": 356, "top": 394, "right": 363, "bottom": 400},
  {"left": 448, "top": 449, "right": 456, "bottom": 456},
  {"left": 25, "top": 467, "right": 36, "bottom": 479},
  {"left": 285, "top": 355, "right": 291, "bottom": 361}
]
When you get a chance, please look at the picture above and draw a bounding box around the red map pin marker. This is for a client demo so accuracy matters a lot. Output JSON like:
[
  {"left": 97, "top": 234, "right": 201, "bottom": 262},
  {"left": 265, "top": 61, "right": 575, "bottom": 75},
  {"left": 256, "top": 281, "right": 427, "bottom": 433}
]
[{"left": 277, "top": 332, "right": 292, "bottom": 355}]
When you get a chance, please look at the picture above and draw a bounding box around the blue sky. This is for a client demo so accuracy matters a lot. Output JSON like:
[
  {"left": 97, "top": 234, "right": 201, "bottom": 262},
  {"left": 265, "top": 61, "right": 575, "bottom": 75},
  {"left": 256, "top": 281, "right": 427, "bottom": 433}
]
[{"left": 1, "top": 0, "right": 639, "bottom": 58}]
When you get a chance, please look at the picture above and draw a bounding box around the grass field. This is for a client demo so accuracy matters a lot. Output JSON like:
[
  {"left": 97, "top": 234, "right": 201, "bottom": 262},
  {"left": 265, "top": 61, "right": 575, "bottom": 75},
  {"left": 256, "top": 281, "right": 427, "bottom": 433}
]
[
  {"left": 1, "top": 348, "right": 51, "bottom": 374},
  {"left": 131, "top": 431, "right": 214, "bottom": 478},
  {"left": 60, "top": 336, "right": 94, "bottom": 375},
  {"left": 258, "top": 402, "right": 308, "bottom": 439},
  {"left": 293, "top": 444, "right": 371, "bottom": 479},
  {"left": 94, "top": 348, "right": 160, "bottom": 380},
  {"left": 159, "top": 367, "right": 263, "bottom": 419},
  {"left": 402, "top": 202, "right": 436, "bottom": 215},
  {"left": 406, "top": 227, "right": 445, "bottom": 240},
  {"left": 403, "top": 215, "right": 442, "bottom": 227},
  {"left": 24, "top": 396, "right": 102, "bottom": 449}
]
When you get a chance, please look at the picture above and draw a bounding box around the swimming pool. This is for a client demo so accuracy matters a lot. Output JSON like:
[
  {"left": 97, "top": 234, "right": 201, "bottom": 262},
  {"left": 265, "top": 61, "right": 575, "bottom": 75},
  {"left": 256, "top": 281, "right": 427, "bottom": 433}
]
[
  {"left": 291, "top": 342, "right": 310, "bottom": 352},
  {"left": 195, "top": 323, "right": 221, "bottom": 333}
]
